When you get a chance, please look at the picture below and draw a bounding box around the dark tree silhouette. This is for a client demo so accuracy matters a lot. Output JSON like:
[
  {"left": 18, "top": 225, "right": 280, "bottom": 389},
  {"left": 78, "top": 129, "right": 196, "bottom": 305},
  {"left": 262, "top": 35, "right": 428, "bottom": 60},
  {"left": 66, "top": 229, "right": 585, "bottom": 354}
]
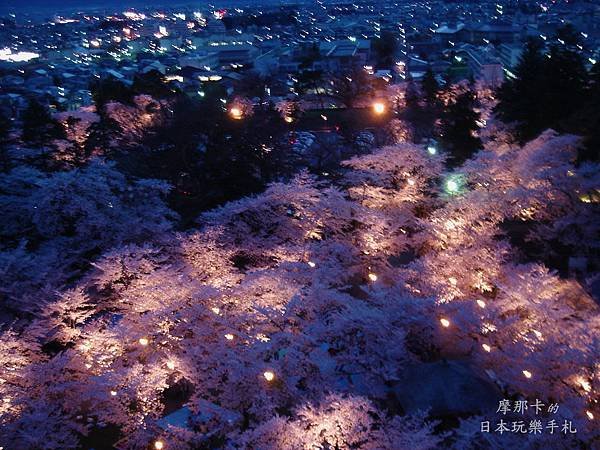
[
  {"left": 372, "top": 30, "right": 398, "bottom": 67},
  {"left": 21, "top": 99, "right": 64, "bottom": 145},
  {"left": 439, "top": 89, "right": 482, "bottom": 165}
]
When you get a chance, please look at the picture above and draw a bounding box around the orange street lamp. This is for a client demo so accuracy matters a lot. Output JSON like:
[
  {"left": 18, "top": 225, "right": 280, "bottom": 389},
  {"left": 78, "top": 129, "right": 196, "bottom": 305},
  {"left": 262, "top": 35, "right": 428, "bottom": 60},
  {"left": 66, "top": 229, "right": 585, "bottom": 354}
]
[
  {"left": 229, "top": 107, "right": 243, "bottom": 120},
  {"left": 372, "top": 101, "right": 386, "bottom": 115}
]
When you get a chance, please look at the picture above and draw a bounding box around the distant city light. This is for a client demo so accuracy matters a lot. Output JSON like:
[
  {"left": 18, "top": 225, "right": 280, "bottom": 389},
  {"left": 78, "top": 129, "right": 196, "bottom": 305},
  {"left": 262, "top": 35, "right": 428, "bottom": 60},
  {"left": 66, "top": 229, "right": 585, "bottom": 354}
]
[
  {"left": 427, "top": 145, "right": 437, "bottom": 155},
  {"left": 440, "top": 318, "right": 450, "bottom": 327},
  {"left": 0, "top": 48, "right": 40, "bottom": 63}
]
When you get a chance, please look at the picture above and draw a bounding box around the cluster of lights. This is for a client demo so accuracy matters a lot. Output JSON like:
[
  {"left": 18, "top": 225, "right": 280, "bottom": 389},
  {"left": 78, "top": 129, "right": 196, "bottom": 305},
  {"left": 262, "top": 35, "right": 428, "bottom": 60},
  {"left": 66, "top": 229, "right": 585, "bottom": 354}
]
[{"left": 0, "top": 48, "right": 39, "bottom": 63}]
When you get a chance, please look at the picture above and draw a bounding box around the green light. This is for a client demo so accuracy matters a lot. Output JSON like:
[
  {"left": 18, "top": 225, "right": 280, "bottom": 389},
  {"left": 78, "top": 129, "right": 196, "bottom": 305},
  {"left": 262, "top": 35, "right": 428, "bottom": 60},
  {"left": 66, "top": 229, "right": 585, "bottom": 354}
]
[{"left": 446, "top": 179, "right": 458, "bottom": 192}]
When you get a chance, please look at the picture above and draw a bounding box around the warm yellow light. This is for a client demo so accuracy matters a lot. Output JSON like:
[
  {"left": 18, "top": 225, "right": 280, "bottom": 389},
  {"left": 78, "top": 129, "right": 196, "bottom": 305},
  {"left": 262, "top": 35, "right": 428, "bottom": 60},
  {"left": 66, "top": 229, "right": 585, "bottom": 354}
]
[
  {"left": 586, "top": 410, "right": 594, "bottom": 420},
  {"left": 211, "top": 307, "right": 220, "bottom": 314},
  {"left": 407, "top": 178, "right": 415, "bottom": 186},
  {"left": 166, "top": 361, "right": 175, "bottom": 370},
  {"left": 578, "top": 377, "right": 591, "bottom": 392},
  {"left": 154, "top": 440, "right": 164, "bottom": 450},
  {"left": 229, "top": 107, "right": 243, "bottom": 119},
  {"left": 307, "top": 261, "right": 316, "bottom": 268},
  {"left": 523, "top": 370, "right": 532, "bottom": 379},
  {"left": 482, "top": 343, "right": 491, "bottom": 352},
  {"left": 224, "top": 333, "right": 234, "bottom": 340},
  {"left": 440, "top": 318, "right": 450, "bottom": 328},
  {"left": 448, "top": 277, "right": 458, "bottom": 286},
  {"left": 263, "top": 370, "right": 275, "bottom": 381},
  {"left": 372, "top": 102, "right": 385, "bottom": 114},
  {"left": 284, "top": 116, "right": 293, "bottom": 123},
  {"left": 110, "top": 390, "right": 117, "bottom": 396},
  {"left": 368, "top": 273, "right": 378, "bottom": 282},
  {"left": 139, "top": 337, "right": 149, "bottom": 346},
  {"left": 477, "top": 299, "right": 486, "bottom": 308}
]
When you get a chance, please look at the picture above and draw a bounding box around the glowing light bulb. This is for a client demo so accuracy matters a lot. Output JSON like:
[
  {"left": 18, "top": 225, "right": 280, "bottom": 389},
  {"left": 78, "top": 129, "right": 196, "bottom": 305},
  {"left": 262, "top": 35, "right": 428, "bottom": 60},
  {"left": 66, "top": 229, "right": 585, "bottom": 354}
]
[
  {"left": 139, "top": 337, "right": 149, "bottom": 346},
  {"left": 166, "top": 361, "right": 175, "bottom": 370},
  {"left": 263, "top": 371, "right": 275, "bottom": 381},
  {"left": 586, "top": 410, "right": 594, "bottom": 420},
  {"left": 284, "top": 116, "right": 293, "bottom": 123},
  {"left": 224, "top": 333, "right": 234, "bottom": 340},
  {"left": 522, "top": 370, "right": 532, "bottom": 379},
  {"left": 372, "top": 102, "right": 385, "bottom": 115},
  {"left": 110, "top": 390, "right": 117, "bottom": 396},
  {"left": 482, "top": 343, "right": 491, "bottom": 352},
  {"left": 477, "top": 299, "right": 486, "bottom": 308},
  {"left": 307, "top": 261, "right": 316, "bottom": 268},
  {"left": 440, "top": 318, "right": 450, "bottom": 327},
  {"left": 578, "top": 378, "right": 591, "bottom": 392},
  {"left": 368, "top": 273, "right": 378, "bottom": 282},
  {"left": 229, "top": 107, "right": 243, "bottom": 119},
  {"left": 154, "top": 440, "right": 164, "bottom": 450},
  {"left": 446, "top": 180, "right": 458, "bottom": 193}
]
